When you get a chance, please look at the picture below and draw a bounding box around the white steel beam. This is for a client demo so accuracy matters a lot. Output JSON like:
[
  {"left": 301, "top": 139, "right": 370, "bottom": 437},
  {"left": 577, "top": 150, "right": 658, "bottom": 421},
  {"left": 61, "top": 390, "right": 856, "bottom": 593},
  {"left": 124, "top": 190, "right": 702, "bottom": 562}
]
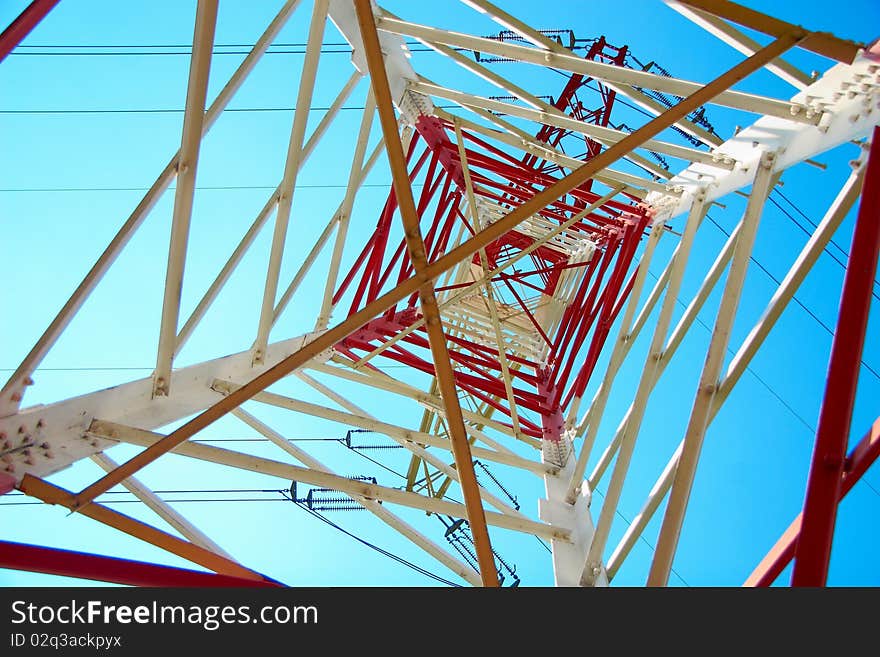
[
  {"left": 646, "top": 150, "right": 778, "bottom": 586},
  {"left": 0, "top": 0, "right": 305, "bottom": 416},
  {"left": 211, "top": 380, "right": 552, "bottom": 476},
  {"left": 153, "top": 0, "right": 219, "bottom": 397},
  {"left": 578, "top": 184, "right": 714, "bottom": 586},
  {"left": 411, "top": 80, "right": 731, "bottom": 170},
  {"left": 377, "top": 15, "right": 815, "bottom": 123},
  {"left": 0, "top": 331, "right": 328, "bottom": 483},
  {"left": 431, "top": 98, "right": 672, "bottom": 196},
  {"left": 606, "top": 162, "right": 864, "bottom": 578},
  {"left": 87, "top": 420, "right": 570, "bottom": 542},
  {"left": 293, "top": 372, "right": 524, "bottom": 517},
  {"left": 231, "top": 408, "right": 481, "bottom": 586},
  {"left": 540, "top": 439, "right": 608, "bottom": 586},
  {"left": 89, "top": 452, "right": 233, "bottom": 559},
  {"left": 252, "top": 0, "right": 329, "bottom": 365},
  {"left": 666, "top": 1, "right": 813, "bottom": 89},
  {"left": 315, "top": 92, "right": 380, "bottom": 330},
  {"left": 307, "top": 361, "right": 527, "bottom": 451},
  {"left": 175, "top": 70, "right": 364, "bottom": 351},
  {"left": 586, "top": 215, "right": 743, "bottom": 489},
  {"left": 453, "top": 118, "right": 523, "bottom": 438},
  {"left": 562, "top": 217, "right": 670, "bottom": 502},
  {"left": 647, "top": 48, "right": 879, "bottom": 220}
]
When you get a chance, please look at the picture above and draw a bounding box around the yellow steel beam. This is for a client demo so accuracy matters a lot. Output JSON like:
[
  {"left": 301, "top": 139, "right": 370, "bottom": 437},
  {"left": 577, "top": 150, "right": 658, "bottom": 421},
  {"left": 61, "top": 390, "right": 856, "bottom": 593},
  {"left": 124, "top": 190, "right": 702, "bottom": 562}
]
[
  {"left": 18, "top": 474, "right": 267, "bottom": 582},
  {"left": 676, "top": 0, "right": 863, "bottom": 63},
  {"left": 353, "top": 0, "right": 499, "bottom": 587}
]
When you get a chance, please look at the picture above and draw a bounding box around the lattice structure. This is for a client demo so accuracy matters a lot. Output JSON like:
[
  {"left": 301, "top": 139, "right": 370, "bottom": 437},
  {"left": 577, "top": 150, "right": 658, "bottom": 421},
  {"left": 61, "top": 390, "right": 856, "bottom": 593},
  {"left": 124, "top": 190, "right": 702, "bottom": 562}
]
[{"left": 1, "top": 0, "right": 878, "bottom": 587}]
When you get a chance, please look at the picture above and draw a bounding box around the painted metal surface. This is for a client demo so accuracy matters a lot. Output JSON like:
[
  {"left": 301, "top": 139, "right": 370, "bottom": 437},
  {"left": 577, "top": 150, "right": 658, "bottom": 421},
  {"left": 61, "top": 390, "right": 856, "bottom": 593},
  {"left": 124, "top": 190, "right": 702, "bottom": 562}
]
[{"left": 1, "top": 0, "right": 877, "bottom": 587}]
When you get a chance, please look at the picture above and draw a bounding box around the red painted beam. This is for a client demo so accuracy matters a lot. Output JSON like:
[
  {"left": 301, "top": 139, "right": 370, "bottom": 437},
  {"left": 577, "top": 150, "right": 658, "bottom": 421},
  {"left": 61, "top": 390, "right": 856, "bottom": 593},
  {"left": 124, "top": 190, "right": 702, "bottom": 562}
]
[
  {"left": 745, "top": 415, "right": 880, "bottom": 587},
  {"left": 0, "top": 0, "right": 60, "bottom": 63},
  {"left": 0, "top": 471, "right": 16, "bottom": 495},
  {"left": 791, "top": 127, "right": 880, "bottom": 586},
  {"left": 0, "top": 540, "right": 284, "bottom": 587}
]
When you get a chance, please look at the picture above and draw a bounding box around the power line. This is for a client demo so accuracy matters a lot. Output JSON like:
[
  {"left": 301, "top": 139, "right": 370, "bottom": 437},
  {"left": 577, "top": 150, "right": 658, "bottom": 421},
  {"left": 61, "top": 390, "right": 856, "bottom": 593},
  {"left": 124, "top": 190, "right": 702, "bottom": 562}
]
[
  {"left": 4, "top": 41, "right": 435, "bottom": 57},
  {"left": 0, "top": 365, "right": 416, "bottom": 371},
  {"left": 0, "top": 183, "right": 423, "bottom": 193},
  {"left": 768, "top": 191, "right": 880, "bottom": 304},
  {"left": 0, "top": 104, "right": 456, "bottom": 115},
  {"left": 704, "top": 213, "right": 880, "bottom": 383},
  {"left": 590, "top": 486, "right": 691, "bottom": 586},
  {"left": 286, "top": 496, "right": 464, "bottom": 587}
]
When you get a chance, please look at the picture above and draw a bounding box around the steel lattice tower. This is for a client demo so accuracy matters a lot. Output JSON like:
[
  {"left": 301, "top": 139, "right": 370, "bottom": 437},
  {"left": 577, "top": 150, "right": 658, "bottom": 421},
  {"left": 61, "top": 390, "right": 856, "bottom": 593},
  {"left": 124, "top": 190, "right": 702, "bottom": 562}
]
[{"left": 1, "top": 0, "right": 878, "bottom": 587}]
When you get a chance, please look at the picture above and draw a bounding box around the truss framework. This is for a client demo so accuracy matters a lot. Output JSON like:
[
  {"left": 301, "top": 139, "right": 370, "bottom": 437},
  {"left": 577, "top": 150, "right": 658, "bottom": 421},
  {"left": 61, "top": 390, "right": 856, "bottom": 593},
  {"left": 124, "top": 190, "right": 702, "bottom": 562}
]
[{"left": 1, "top": 0, "right": 878, "bottom": 587}]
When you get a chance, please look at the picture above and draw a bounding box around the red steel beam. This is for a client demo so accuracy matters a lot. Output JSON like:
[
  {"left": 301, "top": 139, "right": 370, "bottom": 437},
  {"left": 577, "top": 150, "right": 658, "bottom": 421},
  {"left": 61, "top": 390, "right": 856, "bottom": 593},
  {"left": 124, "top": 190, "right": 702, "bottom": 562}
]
[
  {"left": 791, "top": 127, "right": 880, "bottom": 586},
  {"left": 745, "top": 415, "right": 880, "bottom": 587},
  {"left": 0, "top": 540, "right": 283, "bottom": 587},
  {"left": 0, "top": 0, "right": 60, "bottom": 63}
]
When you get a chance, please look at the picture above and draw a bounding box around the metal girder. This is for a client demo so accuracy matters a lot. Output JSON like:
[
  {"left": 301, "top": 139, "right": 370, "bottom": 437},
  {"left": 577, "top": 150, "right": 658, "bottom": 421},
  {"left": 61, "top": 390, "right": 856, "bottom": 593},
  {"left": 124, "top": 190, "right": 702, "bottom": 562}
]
[
  {"left": 666, "top": 1, "right": 813, "bottom": 89},
  {"left": 647, "top": 47, "right": 880, "bottom": 221},
  {"left": 646, "top": 150, "right": 778, "bottom": 586},
  {"left": 791, "top": 126, "right": 880, "bottom": 586},
  {"left": 85, "top": 419, "right": 572, "bottom": 543},
  {"left": 252, "top": 0, "right": 329, "bottom": 366},
  {"left": 604, "top": 162, "right": 865, "bottom": 579},
  {"left": 0, "top": 0, "right": 305, "bottom": 417},
  {"left": 153, "top": 0, "right": 218, "bottom": 397},
  {"left": 379, "top": 15, "right": 814, "bottom": 124},
  {"left": 177, "top": 70, "right": 366, "bottom": 351},
  {"left": 357, "top": 0, "right": 498, "bottom": 585},
  {"left": 745, "top": 415, "right": 880, "bottom": 587},
  {"left": 18, "top": 474, "right": 271, "bottom": 582},
  {"left": 231, "top": 408, "right": 481, "bottom": 586},
  {"left": 673, "top": 0, "right": 865, "bottom": 63},
  {"left": 0, "top": 0, "right": 60, "bottom": 63},
  {"left": 308, "top": 361, "right": 530, "bottom": 452},
  {"left": 410, "top": 79, "right": 732, "bottom": 168},
  {"left": 214, "top": 379, "right": 530, "bottom": 513},
  {"left": 0, "top": 541, "right": 282, "bottom": 587},
  {"left": 564, "top": 213, "right": 681, "bottom": 505},
  {"left": 89, "top": 452, "right": 232, "bottom": 558},
  {"left": 0, "top": 332, "right": 327, "bottom": 482}
]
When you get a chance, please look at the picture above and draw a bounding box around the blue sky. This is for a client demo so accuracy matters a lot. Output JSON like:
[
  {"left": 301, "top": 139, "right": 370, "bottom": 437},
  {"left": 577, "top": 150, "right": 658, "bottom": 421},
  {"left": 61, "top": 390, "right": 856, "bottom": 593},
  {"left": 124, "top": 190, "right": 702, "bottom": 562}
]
[{"left": 1, "top": 0, "right": 879, "bottom": 587}]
